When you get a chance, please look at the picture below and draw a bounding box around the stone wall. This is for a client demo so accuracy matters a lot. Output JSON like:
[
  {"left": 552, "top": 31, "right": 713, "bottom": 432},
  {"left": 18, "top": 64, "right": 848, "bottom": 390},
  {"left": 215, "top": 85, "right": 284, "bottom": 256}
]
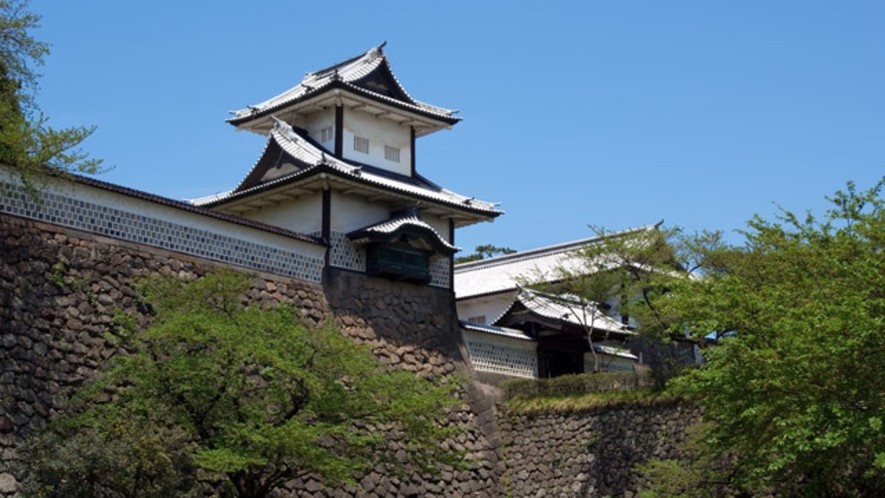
[
  {"left": 500, "top": 400, "right": 700, "bottom": 497},
  {"left": 0, "top": 214, "right": 332, "bottom": 494},
  {"left": 0, "top": 214, "right": 505, "bottom": 497},
  {"left": 0, "top": 212, "right": 699, "bottom": 497}
]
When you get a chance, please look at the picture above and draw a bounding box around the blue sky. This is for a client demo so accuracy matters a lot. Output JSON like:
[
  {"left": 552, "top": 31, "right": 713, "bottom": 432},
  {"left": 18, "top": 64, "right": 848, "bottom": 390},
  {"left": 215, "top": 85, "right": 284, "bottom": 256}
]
[{"left": 32, "top": 1, "right": 884, "bottom": 252}]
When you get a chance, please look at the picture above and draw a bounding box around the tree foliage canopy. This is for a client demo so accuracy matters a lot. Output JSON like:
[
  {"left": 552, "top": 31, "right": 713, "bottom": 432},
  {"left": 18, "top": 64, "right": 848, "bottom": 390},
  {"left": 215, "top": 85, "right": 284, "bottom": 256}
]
[
  {"left": 523, "top": 224, "right": 688, "bottom": 374},
  {"left": 454, "top": 244, "right": 516, "bottom": 264},
  {"left": 24, "top": 270, "right": 462, "bottom": 498},
  {"left": 661, "top": 179, "right": 885, "bottom": 496},
  {"left": 0, "top": 0, "right": 101, "bottom": 183}
]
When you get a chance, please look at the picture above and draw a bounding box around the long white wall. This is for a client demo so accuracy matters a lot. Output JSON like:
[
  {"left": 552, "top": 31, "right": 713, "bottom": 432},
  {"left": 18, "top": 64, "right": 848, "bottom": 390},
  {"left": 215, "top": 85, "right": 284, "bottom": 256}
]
[
  {"left": 0, "top": 167, "right": 326, "bottom": 283},
  {"left": 463, "top": 329, "right": 538, "bottom": 378}
]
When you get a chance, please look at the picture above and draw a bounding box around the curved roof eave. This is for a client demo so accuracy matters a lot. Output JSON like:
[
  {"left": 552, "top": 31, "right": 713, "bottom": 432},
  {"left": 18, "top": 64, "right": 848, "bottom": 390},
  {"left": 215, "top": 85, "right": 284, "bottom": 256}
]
[
  {"left": 199, "top": 163, "right": 501, "bottom": 221},
  {"left": 227, "top": 81, "right": 460, "bottom": 130},
  {"left": 197, "top": 123, "right": 501, "bottom": 222},
  {"left": 227, "top": 44, "right": 460, "bottom": 131},
  {"left": 348, "top": 208, "right": 460, "bottom": 256}
]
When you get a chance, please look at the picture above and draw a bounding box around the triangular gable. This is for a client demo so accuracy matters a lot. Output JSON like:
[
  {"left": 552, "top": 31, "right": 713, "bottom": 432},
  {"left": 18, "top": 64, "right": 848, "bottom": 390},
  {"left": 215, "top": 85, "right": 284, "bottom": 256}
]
[{"left": 352, "top": 55, "right": 413, "bottom": 103}]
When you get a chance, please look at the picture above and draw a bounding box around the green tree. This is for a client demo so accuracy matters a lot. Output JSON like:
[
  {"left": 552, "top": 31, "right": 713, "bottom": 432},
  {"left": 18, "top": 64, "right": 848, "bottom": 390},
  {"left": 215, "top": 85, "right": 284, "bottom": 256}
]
[
  {"left": 20, "top": 419, "right": 199, "bottom": 498},
  {"left": 663, "top": 179, "right": 885, "bottom": 496},
  {"left": 454, "top": 244, "right": 516, "bottom": 264},
  {"left": 524, "top": 224, "right": 689, "bottom": 374},
  {"left": 0, "top": 0, "right": 101, "bottom": 185},
  {"left": 25, "top": 269, "right": 461, "bottom": 498}
]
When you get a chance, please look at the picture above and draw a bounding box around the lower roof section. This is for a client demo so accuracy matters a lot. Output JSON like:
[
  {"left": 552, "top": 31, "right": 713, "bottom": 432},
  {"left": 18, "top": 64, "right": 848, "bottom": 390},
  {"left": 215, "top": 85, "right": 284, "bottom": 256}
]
[
  {"left": 459, "top": 321, "right": 535, "bottom": 342},
  {"left": 194, "top": 121, "right": 501, "bottom": 229}
]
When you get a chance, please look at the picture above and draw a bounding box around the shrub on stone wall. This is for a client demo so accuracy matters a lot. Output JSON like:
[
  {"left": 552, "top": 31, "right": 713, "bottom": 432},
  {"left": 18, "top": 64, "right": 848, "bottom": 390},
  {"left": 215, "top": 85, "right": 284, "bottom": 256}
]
[{"left": 503, "top": 371, "right": 653, "bottom": 399}]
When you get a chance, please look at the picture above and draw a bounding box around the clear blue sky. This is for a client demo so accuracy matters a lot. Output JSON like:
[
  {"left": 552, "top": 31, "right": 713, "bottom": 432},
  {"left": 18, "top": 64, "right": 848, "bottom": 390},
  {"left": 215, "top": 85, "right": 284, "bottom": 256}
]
[{"left": 32, "top": 1, "right": 884, "bottom": 252}]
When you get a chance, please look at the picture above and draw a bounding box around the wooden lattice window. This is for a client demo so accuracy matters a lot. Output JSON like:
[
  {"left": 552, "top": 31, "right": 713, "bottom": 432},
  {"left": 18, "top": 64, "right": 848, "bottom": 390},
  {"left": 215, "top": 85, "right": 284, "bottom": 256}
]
[
  {"left": 366, "top": 244, "right": 430, "bottom": 284},
  {"left": 384, "top": 145, "right": 400, "bottom": 163},
  {"left": 354, "top": 136, "right": 369, "bottom": 154}
]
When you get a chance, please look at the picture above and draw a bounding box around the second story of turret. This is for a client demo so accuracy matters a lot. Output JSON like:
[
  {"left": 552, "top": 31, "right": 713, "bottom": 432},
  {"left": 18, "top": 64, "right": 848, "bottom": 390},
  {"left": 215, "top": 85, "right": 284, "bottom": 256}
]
[{"left": 227, "top": 43, "right": 460, "bottom": 177}]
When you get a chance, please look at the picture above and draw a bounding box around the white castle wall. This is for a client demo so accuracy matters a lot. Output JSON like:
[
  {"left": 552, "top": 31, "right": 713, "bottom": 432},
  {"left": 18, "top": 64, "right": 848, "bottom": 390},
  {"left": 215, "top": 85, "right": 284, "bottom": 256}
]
[
  {"left": 462, "top": 328, "right": 538, "bottom": 379},
  {"left": 0, "top": 168, "right": 326, "bottom": 283}
]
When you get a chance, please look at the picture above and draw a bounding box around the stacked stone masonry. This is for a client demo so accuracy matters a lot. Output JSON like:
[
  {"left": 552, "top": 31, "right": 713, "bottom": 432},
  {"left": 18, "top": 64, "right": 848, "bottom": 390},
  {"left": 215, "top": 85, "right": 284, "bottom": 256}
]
[
  {"left": 0, "top": 212, "right": 698, "bottom": 497},
  {"left": 0, "top": 214, "right": 503, "bottom": 497},
  {"left": 500, "top": 401, "right": 701, "bottom": 497}
]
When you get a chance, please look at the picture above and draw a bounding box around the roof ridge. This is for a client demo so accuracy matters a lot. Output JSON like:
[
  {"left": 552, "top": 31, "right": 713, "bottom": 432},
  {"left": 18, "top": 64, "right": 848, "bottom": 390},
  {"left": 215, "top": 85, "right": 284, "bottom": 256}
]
[
  {"left": 228, "top": 44, "right": 461, "bottom": 132},
  {"left": 454, "top": 222, "right": 662, "bottom": 272},
  {"left": 307, "top": 43, "right": 384, "bottom": 80}
]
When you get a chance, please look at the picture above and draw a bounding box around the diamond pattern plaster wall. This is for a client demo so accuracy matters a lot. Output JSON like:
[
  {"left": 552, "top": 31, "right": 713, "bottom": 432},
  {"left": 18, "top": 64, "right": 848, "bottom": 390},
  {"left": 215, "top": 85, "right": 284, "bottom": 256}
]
[
  {"left": 0, "top": 181, "right": 324, "bottom": 283},
  {"left": 463, "top": 330, "right": 538, "bottom": 378}
]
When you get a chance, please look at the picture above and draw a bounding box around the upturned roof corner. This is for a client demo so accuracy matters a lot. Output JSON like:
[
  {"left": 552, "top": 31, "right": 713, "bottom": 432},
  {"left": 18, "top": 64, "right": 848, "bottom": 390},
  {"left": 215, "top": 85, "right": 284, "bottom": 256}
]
[{"left": 227, "top": 44, "right": 461, "bottom": 137}]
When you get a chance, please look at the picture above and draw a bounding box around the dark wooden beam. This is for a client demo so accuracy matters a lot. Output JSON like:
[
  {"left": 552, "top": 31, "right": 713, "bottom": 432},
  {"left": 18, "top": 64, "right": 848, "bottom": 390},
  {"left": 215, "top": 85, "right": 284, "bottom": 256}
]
[
  {"left": 322, "top": 189, "right": 331, "bottom": 266},
  {"left": 334, "top": 105, "right": 344, "bottom": 157},
  {"left": 449, "top": 219, "right": 455, "bottom": 290},
  {"left": 410, "top": 126, "right": 416, "bottom": 176}
]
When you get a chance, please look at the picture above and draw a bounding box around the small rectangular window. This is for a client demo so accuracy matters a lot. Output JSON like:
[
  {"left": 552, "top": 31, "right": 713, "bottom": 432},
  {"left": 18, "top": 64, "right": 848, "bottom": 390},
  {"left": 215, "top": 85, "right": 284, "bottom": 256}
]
[
  {"left": 384, "top": 145, "right": 401, "bottom": 163},
  {"left": 320, "top": 127, "right": 333, "bottom": 143},
  {"left": 353, "top": 136, "right": 369, "bottom": 154}
]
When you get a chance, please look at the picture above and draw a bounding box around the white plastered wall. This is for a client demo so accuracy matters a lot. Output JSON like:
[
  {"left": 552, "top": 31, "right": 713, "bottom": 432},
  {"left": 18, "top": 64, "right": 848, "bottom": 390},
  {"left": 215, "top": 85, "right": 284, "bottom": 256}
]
[
  {"left": 456, "top": 291, "right": 517, "bottom": 325},
  {"left": 342, "top": 109, "right": 411, "bottom": 175},
  {"left": 421, "top": 211, "right": 452, "bottom": 244},
  {"left": 330, "top": 192, "right": 390, "bottom": 233},
  {"left": 462, "top": 329, "right": 538, "bottom": 378},
  {"left": 0, "top": 166, "right": 327, "bottom": 282},
  {"left": 303, "top": 108, "right": 336, "bottom": 151},
  {"left": 239, "top": 194, "right": 323, "bottom": 235}
]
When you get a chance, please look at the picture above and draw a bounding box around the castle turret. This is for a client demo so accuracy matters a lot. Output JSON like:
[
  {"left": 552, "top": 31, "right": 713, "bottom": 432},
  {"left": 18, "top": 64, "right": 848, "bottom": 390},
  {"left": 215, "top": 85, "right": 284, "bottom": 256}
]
[{"left": 196, "top": 45, "right": 501, "bottom": 288}]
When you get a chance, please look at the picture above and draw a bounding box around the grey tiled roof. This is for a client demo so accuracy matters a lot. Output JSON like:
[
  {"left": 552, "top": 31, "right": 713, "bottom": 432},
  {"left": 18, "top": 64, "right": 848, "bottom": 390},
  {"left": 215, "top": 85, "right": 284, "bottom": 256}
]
[
  {"left": 192, "top": 121, "right": 500, "bottom": 222},
  {"left": 459, "top": 321, "right": 535, "bottom": 342},
  {"left": 507, "top": 288, "right": 632, "bottom": 335},
  {"left": 593, "top": 343, "right": 638, "bottom": 360},
  {"left": 453, "top": 223, "right": 662, "bottom": 300},
  {"left": 348, "top": 207, "right": 459, "bottom": 255},
  {"left": 228, "top": 44, "right": 460, "bottom": 129}
]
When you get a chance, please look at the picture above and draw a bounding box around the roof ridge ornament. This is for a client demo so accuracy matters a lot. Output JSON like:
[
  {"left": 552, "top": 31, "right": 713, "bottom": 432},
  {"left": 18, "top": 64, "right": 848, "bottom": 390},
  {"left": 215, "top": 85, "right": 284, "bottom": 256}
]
[
  {"left": 270, "top": 116, "right": 299, "bottom": 142},
  {"left": 367, "top": 41, "right": 387, "bottom": 60}
]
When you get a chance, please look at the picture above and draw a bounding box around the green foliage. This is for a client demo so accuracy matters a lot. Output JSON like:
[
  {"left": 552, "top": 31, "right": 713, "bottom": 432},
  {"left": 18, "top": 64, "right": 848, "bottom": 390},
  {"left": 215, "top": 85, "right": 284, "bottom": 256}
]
[
  {"left": 664, "top": 179, "right": 885, "bottom": 496},
  {"left": 0, "top": 0, "right": 102, "bottom": 187},
  {"left": 636, "top": 422, "right": 731, "bottom": 498},
  {"left": 26, "top": 269, "right": 462, "bottom": 498},
  {"left": 20, "top": 418, "right": 199, "bottom": 498},
  {"left": 503, "top": 371, "right": 651, "bottom": 399},
  {"left": 454, "top": 244, "right": 516, "bottom": 264},
  {"left": 525, "top": 224, "right": 691, "bottom": 376},
  {"left": 49, "top": 259, "right": 64, "bottom": 288}
]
